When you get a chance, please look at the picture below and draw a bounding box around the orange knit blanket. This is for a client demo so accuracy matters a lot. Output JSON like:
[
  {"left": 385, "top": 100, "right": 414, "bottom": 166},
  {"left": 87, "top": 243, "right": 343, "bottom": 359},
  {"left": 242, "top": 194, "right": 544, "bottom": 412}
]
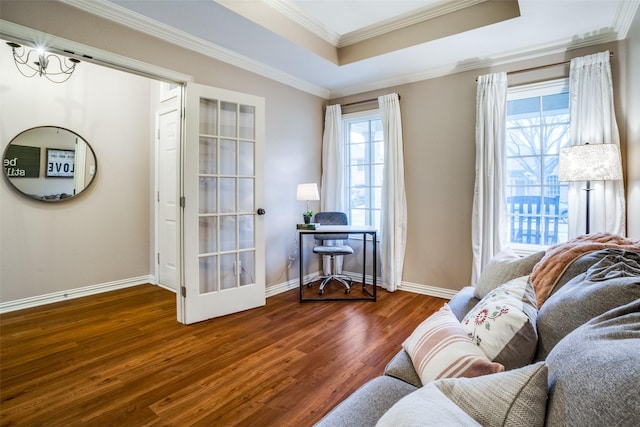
[{"left": 530, "top": 232, "right": 640, "bottom": 308}]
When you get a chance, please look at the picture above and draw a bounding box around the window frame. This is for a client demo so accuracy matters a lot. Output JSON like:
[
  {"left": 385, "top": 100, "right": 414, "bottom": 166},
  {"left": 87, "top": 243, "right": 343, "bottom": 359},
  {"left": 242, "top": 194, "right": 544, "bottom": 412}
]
[
  {"left": 506, "top": 78, "right": 570, "bottom": 253},
  {"left": 342, "top": 109, "right": 383, "bottom": 237}
]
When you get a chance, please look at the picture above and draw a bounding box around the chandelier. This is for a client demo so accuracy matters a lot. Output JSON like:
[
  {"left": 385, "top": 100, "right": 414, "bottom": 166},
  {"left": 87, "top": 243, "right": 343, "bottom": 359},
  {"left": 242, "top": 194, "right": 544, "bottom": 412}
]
[{"left": 6, "top": 42, "right": 80, "bottom": 83}]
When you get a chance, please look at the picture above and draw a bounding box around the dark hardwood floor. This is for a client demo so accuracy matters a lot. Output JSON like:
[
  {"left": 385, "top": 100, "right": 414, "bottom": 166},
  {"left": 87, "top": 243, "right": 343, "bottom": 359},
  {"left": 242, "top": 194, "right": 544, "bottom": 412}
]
[{"left": 0, "top": 284, "right": 446, "bottom": 426}]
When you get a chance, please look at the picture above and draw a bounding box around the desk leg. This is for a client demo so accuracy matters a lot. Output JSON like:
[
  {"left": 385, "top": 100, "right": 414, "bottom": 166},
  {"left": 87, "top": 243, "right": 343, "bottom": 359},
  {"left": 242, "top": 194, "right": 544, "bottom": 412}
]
[
  {"left": 372, "top": 232, "right": 377, "bottom": 301},
  {"left": 299, "top": 232, "right": 303, "bottom": 302},
  {"left": 362, "top": 232, "right": 367, "bottom": 293}
]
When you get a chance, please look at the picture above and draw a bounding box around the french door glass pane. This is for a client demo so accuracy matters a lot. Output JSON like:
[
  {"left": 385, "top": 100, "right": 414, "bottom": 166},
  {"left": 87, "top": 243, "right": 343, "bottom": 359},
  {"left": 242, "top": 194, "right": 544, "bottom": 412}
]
[
  {"left": 220, "top": 102, "right": 237, "bottom": 137},
  {"left": 199, "top": 216, "right": 217, "bottom": 254},
  {"left": 199, "top": 98, "right": 218, "bottom": 135},
  {"left": 199, "top": 177, "right": 217, "bottom": 214},
  {"left": 219, "top": 177, "right": 236, "bottom": 213},
  {"left": 199, "top": 256, "right": 218, "bottom": 293},
  {"left": 220, "top": 253, "right": 236, "bottom": 290},
  {"left": 220, "top": 139, "right": 236, "bottom": 175},
  {"left": 239, "top": 251, "right": 255, "bottom": 286},
  {"left": 220, "top": 215, "right": 237, "bottom": 252},
  {"left": 239, "top": 215, "right": 254, "bottom": 250},
  {"left": 239, "top": 141, "right": 254, "bottom": 176},
  {"left": 239, "top": 105, "right": 255, "bottom": 139},
  {"left": 199, "top": 137, "right": 217, "bottom": 174},
  {"left": 238, "top": 178, "right": 254, "bottom": 212}
]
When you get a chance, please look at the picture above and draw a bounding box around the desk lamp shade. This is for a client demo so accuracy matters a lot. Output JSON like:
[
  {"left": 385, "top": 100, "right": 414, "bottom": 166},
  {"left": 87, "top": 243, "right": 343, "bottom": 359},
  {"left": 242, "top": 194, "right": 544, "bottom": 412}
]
[
  {"left": 558, "top": 143, "right": 622, "bottom": 234},
  {"left": 296, "top": 183, "right": 319, "bottom": 214}
]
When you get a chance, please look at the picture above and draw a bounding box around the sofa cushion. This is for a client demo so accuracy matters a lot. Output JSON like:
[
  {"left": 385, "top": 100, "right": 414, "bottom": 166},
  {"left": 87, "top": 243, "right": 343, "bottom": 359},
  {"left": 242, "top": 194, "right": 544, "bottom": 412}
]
[
  {"left": 384, "top": 349, "right": 423, "bottom": 388},
  {"left": 402, "top": 304, "right": 504, "bottom": 386},
  {"left": 447, "top": 286, "right": 480, "bottom": 321},
  {"left": 534, "top": 249, "right": 640, "bottom": 361},
  {"left": 474, "top": 248, "right": 545, "bottom": 299},
  {"left": 462, "top": 276, "right": 538, "bottom": 370},
  {"left": 377, "top": 362, "right": 548, "bottom": 427},
  {"left": 545, "top": 300, "right": 640, "bottom": 427},
  {"left": 313, "top": 376, "right": 417, "bottom": 427}
]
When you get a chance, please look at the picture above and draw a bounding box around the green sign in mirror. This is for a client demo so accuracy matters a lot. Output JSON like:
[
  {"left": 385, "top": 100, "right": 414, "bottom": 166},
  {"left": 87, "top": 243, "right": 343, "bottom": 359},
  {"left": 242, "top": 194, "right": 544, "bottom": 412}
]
[{"left": 2, "top": 126, "right": 97, "bottom": 202}]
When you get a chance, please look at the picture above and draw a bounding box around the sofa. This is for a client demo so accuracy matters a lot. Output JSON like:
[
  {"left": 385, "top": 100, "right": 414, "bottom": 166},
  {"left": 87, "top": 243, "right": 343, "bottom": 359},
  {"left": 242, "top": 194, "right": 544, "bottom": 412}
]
[{"left": 315, "top": 233, "right": 640, "bottom": 426}]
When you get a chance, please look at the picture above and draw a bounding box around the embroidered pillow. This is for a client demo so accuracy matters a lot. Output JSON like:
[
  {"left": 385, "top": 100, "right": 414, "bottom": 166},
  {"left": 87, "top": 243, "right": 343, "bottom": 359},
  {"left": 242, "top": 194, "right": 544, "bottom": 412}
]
[
  {"left": 403, "top": 304, "right": 504, "bottom": 385},
  {"left": 462, "top": 276, "right": 538, "bottom": 370}
]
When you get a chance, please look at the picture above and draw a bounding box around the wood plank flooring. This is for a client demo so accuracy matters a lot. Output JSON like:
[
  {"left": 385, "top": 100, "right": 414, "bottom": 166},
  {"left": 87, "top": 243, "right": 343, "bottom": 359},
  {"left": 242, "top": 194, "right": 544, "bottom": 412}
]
[{"left": 0, "top": 284, "right": 446, "bottom": 426}]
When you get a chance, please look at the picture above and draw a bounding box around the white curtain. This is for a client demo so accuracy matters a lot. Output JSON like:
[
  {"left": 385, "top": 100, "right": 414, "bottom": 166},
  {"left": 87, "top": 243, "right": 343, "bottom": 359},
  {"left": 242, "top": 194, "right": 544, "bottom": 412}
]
[
  {"left": 379, "top": 93, "right": 407, "bottom": 292},
  {"left": 568, "top": 51, "right": 625, "bottom": 237},
  {"left": 471, "top": 72, "right": 508, "bottom": 284},
  {"left": 320, "top": 104, "right": 345, "bottom": 212}
]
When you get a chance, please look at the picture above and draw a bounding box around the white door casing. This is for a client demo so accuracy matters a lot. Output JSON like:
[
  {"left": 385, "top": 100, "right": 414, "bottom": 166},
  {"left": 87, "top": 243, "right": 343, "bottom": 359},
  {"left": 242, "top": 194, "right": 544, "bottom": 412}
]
[{"left": 179, "top": 83, "right": 265, "bottom": 324}]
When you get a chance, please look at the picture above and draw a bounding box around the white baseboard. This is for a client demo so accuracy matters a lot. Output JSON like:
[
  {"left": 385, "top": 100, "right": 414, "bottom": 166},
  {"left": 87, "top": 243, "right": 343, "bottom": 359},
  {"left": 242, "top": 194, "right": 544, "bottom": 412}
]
[
  {"left": 398, "top": 281, "right": 459, "bottom": 299},
  {"left": 265, "top": 272, "right": 459, "bottom": 300},
  {"left": 0, "top": 275, "right": 154, "bottom": 313}
]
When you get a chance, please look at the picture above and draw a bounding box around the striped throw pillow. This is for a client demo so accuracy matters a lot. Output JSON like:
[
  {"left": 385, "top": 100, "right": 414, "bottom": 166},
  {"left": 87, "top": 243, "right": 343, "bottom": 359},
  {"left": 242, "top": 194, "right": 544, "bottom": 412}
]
[{"left": 403, "top": 304, "right": 504, "bottom": 385}]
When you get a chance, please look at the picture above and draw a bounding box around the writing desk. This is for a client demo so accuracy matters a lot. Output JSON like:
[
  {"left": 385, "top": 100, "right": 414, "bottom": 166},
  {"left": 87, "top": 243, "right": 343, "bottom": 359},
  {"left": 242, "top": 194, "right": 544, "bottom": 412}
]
[{"left": 298, "top": 225, "right": 377, "bottom": 302}]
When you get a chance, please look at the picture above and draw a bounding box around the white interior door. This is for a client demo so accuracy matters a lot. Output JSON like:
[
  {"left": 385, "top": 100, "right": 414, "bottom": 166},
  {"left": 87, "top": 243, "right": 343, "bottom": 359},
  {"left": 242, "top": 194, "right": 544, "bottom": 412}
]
[
  {"left": 157, "top": 108, "right": 179, "bottom": 291},
  {"left": 179, "top": 83, "right": 265, "bottom": 324}
]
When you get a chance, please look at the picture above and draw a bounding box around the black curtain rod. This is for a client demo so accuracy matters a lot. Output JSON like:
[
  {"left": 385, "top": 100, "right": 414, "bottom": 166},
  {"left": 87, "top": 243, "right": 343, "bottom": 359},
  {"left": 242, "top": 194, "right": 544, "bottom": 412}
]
[
  {"left": 335, "top": 94, "right": 401, "bottom": 108},
  {"left": 476, "top": 51, "right": 614, "bottom": 81}
]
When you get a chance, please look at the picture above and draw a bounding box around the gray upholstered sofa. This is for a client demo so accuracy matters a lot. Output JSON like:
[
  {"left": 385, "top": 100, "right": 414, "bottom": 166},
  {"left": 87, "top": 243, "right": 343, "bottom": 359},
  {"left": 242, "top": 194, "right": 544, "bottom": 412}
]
[{"left": 315, "top": 234, "right": 640, "bottom": 426}]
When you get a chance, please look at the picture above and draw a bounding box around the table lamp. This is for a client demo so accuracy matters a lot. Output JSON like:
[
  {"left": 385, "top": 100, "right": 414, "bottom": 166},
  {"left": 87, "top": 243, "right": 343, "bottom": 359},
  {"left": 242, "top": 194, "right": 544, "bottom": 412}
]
[
  {"left": 296, "top": 183, "right": 320, "bottom": 220},
  {"left": 558, "top": 143, "right": 622, "bottom": 234}
]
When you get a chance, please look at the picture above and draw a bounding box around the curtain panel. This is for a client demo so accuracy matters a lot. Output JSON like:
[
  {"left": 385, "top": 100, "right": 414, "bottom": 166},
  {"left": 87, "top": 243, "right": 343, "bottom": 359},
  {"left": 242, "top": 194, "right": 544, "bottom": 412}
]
[
  {"left": 320, "top": 104, "right": 345, "bottom": 212},
  {"left": 379, "top": 93, "right": 407, "bottom": 292},
  {"left": 471, "top": 72, "right": 508, "bottom": 284},
  {"left": 568, "top": 51, "right": 626, "bottom": 237}
]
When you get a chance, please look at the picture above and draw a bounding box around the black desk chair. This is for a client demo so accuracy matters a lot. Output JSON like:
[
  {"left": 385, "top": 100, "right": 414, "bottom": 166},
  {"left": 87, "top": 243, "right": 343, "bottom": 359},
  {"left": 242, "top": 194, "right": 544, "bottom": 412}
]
[{"left": 312, "top": 212, "right": 354, "bottom": 295}]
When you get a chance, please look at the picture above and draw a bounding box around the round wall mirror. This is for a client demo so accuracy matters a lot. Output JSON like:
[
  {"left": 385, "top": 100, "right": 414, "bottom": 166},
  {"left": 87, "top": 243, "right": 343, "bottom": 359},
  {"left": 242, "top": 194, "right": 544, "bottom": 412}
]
[{"left": 2, "top": 126, "right": 97, "bottom": 202}]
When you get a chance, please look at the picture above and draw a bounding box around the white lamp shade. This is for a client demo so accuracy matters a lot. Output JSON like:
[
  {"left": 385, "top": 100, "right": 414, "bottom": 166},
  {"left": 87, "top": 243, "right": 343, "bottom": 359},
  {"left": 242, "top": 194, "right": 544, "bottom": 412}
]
[
  {"left": 558, "top": 143, "right": 623, "bottom": 182},
  {"left": 296, "top": 183, "right": 320, "bottom": 201}
]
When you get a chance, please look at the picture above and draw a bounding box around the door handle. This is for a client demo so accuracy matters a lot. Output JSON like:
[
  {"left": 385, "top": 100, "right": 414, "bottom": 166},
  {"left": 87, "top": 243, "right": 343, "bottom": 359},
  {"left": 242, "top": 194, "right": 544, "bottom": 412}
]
[{"left": 257, "top": 208, "right": 266, "bottom": 215}]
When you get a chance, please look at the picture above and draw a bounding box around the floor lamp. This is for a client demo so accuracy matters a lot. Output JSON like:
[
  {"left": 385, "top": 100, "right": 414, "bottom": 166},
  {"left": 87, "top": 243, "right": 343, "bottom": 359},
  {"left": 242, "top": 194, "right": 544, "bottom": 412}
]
[{"left": 558, "top": 143, "right": 623, "bottom": 234}]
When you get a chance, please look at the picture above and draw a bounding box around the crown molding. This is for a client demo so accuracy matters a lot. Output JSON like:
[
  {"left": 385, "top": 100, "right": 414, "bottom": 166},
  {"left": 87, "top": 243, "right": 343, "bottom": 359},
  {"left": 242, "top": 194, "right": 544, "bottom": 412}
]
[
  {"left": 262, "top": 0, "right": 341, "bottom": 46},
  {"left": 329, "top": 30, "right": 621, "bottom": 98},
  {"left": 339, "top": 0, "right": 486, "bottom": 47},
  {"left": 60, "top": 0, "right": 331, "bottom": 99},
  {"left": 612, "top": 0, "right": 640, "bottom": 39}
]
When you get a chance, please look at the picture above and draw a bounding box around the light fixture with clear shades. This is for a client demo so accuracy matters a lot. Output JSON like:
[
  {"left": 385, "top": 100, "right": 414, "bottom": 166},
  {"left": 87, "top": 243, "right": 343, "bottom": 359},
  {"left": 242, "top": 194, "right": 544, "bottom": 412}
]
[
  {"left": 6, "top": 42, "right": 80, "bottom": 83},
  {"left": 558, "top": 143, "right": 623, "bottom": 233},
  {"left": 296, "top": 183, "right": 320, "bottom": 214}
]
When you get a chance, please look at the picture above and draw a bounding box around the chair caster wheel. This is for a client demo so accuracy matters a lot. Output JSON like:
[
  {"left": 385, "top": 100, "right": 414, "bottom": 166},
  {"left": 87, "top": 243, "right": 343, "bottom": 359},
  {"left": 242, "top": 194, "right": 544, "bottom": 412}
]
[
  {"left": 345, "top": 289, "right": 350, "bottom": 294},
  {"left": 319, "top": 289, "right": 324, "bottom": 295},
  {"left": 307, "top": 283, "right": 312, "bottom": 288}
]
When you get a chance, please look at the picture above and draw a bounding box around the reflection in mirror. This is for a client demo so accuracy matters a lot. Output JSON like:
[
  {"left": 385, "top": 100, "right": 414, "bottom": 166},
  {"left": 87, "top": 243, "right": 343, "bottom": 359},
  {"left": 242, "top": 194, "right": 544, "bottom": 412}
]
[{"left": 2, "top": 126, "right": 97, "bottom": 202}]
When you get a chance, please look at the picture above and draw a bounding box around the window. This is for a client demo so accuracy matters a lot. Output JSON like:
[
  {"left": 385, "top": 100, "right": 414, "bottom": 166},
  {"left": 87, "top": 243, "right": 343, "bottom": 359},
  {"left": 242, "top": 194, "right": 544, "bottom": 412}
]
[
  {"left": 506, "top": 79, "right": 570, "bottom": 247},
  {"left": 343, "top": 111, "right": 383, "bottom": 231}
]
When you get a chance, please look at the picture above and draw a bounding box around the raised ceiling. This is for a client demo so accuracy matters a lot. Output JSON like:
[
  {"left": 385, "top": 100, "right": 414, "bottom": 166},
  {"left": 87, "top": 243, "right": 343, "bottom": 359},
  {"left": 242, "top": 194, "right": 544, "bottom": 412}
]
[{"left": 62, "top": 0, "right": 639, "bottom": 98}]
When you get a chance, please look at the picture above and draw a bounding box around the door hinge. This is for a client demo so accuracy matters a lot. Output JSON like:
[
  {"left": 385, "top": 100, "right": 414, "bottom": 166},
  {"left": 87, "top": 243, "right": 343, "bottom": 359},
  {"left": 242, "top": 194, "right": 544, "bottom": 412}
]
[
  {"left": 157, "top": 190, "right": 160, "bottom": 203},
  {"left": 180, "top": 196, "right": 186, "bottom": 208},
  {"left": 181, "top": 286, "right": 186, "bottom": 297},
  {"left": 157, "top": 128, "right": 160, "bottom": 139},
  {"left": 157, "top": 253, "right": 160, "bottom": 264}
]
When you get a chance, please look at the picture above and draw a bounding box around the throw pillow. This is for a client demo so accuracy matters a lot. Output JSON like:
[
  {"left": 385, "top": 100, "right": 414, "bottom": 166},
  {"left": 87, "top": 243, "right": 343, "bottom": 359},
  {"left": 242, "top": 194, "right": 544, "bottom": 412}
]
[
  {"left": 402, "top": 304, "right": 504, "bottom": 385},
  {"left": 462, "top": 276, "right": 538, "bottom": 370},
  {"left": 376, "top": 362, "right": 548, "bottom": 427},
  {"left": 474, "top": 248, "right": 545, "bottom": 299}
]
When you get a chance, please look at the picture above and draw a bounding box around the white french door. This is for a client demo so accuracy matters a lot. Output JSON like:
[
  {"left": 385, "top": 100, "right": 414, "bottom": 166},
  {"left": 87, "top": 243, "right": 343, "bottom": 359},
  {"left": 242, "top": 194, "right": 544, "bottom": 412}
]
[{"left": 179, "top": 83, "right": 265, "bottom": 324}]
